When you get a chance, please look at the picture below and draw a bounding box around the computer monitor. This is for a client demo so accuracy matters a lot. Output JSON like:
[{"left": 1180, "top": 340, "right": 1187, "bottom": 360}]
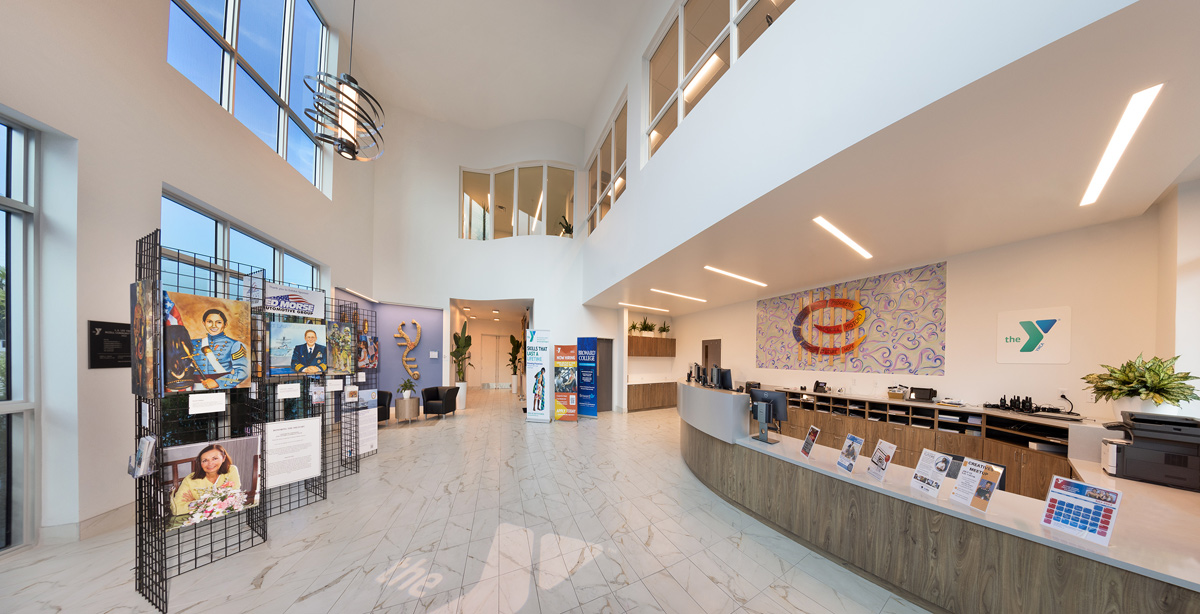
[
  {"left": 709, "top": 366, "right": 718, "bottom": 388},
  {"left": 718, "top": 369, "right": 733, "bottom": 391},
  {"left": 749, "top": 388, "right": 787, "bottom": 444}
]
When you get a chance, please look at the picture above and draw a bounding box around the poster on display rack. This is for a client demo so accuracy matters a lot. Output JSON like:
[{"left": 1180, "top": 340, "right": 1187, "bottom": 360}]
[
  {"left": 576, "top": 337, "right": 598, "bottom": 418},
  {"left": 525, "top": 329, "right": 552, "bottom": 423},
  {"left": 263, "top": 281, "right": 326, "bottom": 320},
  {"left": 554, "top": 345, "right": 578, "bottom": 421}
]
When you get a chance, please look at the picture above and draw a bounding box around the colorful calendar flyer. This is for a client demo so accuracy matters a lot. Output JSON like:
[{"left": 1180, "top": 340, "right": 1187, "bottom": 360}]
[
  {"left": 800, "top": 426, "right": 820, "bottom": 460},
  {"left": 1041, "top": 476, "right": 1122, "bottom": 546}
]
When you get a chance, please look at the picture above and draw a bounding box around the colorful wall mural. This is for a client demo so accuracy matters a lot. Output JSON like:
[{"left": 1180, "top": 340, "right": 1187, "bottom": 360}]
[{"left": 756, "top": 262, "right": 947, "bottom": 375}]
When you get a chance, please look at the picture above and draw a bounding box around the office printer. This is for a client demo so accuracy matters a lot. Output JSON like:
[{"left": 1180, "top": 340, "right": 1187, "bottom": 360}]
[{"left": 1104, "top": 412, "right": 1200, "bottom": 491}]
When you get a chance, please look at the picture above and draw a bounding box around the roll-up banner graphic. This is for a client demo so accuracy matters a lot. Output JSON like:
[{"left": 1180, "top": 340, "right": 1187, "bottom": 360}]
[
  {"left": 525, "top": 329, "right": 552, "bottom": 423},
  {"left": 576, "top": 337, "right": 598, "bottom": 418}
]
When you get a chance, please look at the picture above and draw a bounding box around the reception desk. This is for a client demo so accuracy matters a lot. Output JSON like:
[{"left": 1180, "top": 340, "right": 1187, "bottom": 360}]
[{"left": 677, "top": 382, "right": 1200, "bottom": 614}]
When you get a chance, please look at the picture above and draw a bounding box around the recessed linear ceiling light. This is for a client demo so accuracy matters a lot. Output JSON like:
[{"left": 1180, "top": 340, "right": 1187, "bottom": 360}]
[
  {"left": 463, "top": 307, "right": 471, "bottom": 311},
  {"left": 493, "top": 318, "right": 500, "bottom": 321},
  {"left": 618, "top": 302, "right": 670, "bottom": 313},
  {"left": 469, "top": 316, "right": 476, "bottom": 319},
  {"left": 1080, "top": 83, "right": 1164, "bottom": 206},
  {"left": 492, "top": 309, "right": 500, "bottom": 314},
  {"left": 651, "top": 288, "right": 707, "bottom": 302},
  {"left": 703, "top": 265, "right": 767, "bottom": 287},
  {"left": 813, "top": 216, "right": 873, "bottom": 259}
]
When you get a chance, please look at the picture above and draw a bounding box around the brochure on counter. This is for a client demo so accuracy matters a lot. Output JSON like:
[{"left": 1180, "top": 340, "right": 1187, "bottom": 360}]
[
  {"left": 949, "top": 458, "right": 1003, "bottom": 512},
  {"left": 800, "top": 426, "right": 820, "bottom": 460},
  {"left": 911, "top": 449, "right": 952, "bottom": 497},
  {"left": 1041, "top": 476, "right": 1122, "bottom": 546},
  {"left": 837, "top": 434, "right": 864, "bottom": 473},
  {"left": 866, "top": 440, "right": 897, "bottom": 482}
]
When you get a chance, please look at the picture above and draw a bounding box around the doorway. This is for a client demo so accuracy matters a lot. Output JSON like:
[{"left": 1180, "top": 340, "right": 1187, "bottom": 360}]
[
  {"left": 702, "top": 339, "right": 722, "bottom": 370},
  {"left": 477, "top": 334, "right": 507, "bottom": 388}
]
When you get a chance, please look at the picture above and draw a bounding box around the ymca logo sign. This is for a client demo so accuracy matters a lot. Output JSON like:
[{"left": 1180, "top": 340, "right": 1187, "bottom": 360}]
[{"left": 997, "top": 307, "right": 1071, "bottom": 364}]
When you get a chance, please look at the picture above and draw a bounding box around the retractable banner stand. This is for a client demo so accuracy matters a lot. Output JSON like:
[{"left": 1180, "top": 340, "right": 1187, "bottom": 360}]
[
  {"left": 576, "top": 337, "right": 598, "bottom": 418},
  {"left": 525, "top": 329, "right": 552, "bottom": 422},
  {"left": 555, "top": 345, "right": 578, "bottom": 421}
]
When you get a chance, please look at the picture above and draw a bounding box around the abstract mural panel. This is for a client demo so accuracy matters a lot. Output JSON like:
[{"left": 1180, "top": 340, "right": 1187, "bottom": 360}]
[{"left": 756, "top": 262, "right": 947, "bottom": 375}]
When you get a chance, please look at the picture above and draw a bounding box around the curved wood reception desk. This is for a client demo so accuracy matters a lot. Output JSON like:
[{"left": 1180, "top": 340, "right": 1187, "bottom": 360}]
[{"left": 677, "top": 382, "right": 1200, "bottom": 614}]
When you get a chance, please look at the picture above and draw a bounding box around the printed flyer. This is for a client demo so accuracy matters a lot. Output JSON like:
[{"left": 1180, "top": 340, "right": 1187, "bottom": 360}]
[
  {"left": 866, "top": 440, "right": 897, "bottom": 482},
  {"left": 950, "top": 458, "right": 1004, "bottom": 512},
  {"left": 837, "top": 434, "right": 864, "bottom": 473},
  {"left": 554, "top": 345, "right": 578, "bottom": 421},
  {"left": 1041, "top": 476, "right": 1122, "bottom": 546},
  {"left": 911, "top": 449, "right": 953, "bottom": 497},
  {"left": 800, "top": 426, "right": 820, "bottom": 459}
]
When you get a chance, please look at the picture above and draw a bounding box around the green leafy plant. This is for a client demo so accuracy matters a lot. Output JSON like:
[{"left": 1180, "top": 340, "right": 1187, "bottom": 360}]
[
  {"left": 629, "top": 322, "right": 638, "bottom": 334},
  {"left": 450, "top": 321, "right": 473, "bottom": 382},
  {"left": 639, "top": 317, "right": 655, "bottom": 332},
  {"left": 507, "top": 334, "right": 523, "bottom": 376},
  {"left": 658, "top": 321, "right": 670, "bottom": 334},
  {"left": 559, "top": 215, "right": 574, "bottom": 237},
  {"left": 1082, "top": 354, "right": 1200, "bottom": 407},
  {"left": 397, "top": 379, "right": 415, "bottom": 395}
]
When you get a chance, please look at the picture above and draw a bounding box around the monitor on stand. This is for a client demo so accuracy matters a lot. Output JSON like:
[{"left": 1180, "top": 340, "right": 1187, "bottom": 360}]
[
  {"left": 709, "top": 366, "right": 718, "bottom": 388},
  {"left": 718, "top": 369, "right": 733, "bottom": 391},
  {"left": 749, "top": 388, "right": 788, "bottom": 444}
]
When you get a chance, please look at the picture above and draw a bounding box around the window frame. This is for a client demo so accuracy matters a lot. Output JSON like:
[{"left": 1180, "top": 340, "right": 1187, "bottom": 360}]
[
  {"left": 168, "top": 0, "right": 329, "bottom": 188},
  {"left": 585, "top": 98, "right": 629, "bottom": 235},
  {"left": 459, "top": 162, "right": 577, "bottom": 241}
]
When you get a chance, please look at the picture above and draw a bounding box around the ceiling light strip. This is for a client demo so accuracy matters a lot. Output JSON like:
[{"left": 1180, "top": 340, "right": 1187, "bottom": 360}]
[
  {"left": 618, "top": 302, "right": 670, "bottom": 313},
  {"left": 1080, "top": 83, "right": 1164, "bottom": 206},
  {"left": 703, "top": 265, "right": 767, "bottom": 287},
  {"left": 812, "top": 216, "right": 873, "bottom": 259},
  {"left": 651, "top": 288, "right": 707, "bottom": 302}
]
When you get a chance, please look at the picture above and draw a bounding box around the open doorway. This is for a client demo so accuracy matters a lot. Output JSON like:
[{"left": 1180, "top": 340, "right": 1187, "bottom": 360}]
[
  {"left": 449, "top": 298, "right": 533, "bottom": 394},
  {"left": 702, "top": 339, "right": 722, "bottom": 370}
]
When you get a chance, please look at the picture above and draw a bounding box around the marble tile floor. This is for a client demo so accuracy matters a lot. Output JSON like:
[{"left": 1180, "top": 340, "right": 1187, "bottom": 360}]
[{"left": 0, "top": 388, "right": 932, "bottom": 614}]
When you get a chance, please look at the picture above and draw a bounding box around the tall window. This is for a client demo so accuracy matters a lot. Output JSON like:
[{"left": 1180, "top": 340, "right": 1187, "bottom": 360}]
[
  {"left": 587, "top": 101, "right": 628, "bottom": 234},
  {"left": 0, "top": 118, "right": 32, "bottom": 553},
  {"left": 167, "top": 0, "right": 326, "bottom": 186},
  {"left": 161, "top": 196, "right": 321, "bottom": 293},
  {"left": 647, "top": 0, "right": 793, "bottom": 158},
  {"left": 460, "top": 164, "right": 575, "bottom": 240}
]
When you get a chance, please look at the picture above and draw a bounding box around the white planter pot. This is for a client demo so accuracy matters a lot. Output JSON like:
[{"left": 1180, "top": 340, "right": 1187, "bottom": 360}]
[
  {"left": 511, "top": 374, "right": 519, "bottom": 393},
  {"left": 1112, "top": 396, "right": 1179, "bottom": 420},
  {"left": 456, "top": 382, "right": 468, "bottom": 408},
  {"left": 402, "top": 390, "right": 412, "bottom": 399}
]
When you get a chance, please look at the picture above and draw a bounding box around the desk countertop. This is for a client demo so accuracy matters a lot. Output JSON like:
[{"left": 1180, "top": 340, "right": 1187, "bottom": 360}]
[{"left": 733, "top": 432, "right": 1200, "bottom": 592}]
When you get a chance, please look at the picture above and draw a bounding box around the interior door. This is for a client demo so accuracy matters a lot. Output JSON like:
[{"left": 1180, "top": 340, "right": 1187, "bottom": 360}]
[{"left": 480, "top": 334, "right": 503, "bottom": 387}]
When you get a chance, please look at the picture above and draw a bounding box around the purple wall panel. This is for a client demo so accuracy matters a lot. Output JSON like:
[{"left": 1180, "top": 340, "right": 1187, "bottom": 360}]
[{"left": 335, "top": 290, "right": 444, "bottom": 403}]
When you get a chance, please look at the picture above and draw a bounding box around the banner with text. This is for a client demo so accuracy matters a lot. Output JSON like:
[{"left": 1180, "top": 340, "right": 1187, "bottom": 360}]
[
  {"left": 576, "top": 337, "right": 598, "bottom": 418},
  {"left": 264, "top": 281, "right": 326, "bottom": 320},
  {"left": 525, "top": 329, "right": 552, "bottom": 423},
  {"left": 555, "top": 345, "right": 578, "bottom": 421}
]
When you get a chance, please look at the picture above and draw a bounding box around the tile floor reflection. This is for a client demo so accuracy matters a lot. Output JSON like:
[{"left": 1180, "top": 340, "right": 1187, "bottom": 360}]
[{"left": 0, "top": 389, "right": 931, "bottom": 614}]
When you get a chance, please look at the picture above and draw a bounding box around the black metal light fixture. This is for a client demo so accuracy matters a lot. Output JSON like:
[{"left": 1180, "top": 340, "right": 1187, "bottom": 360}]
[{"left": 304, "top": 0, "right": 384, "bottom": 161}]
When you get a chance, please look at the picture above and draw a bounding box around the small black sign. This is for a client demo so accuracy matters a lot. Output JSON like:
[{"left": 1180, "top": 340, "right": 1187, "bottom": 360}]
[{"left": 89, "top": 320, "right": 131, "bottom": 369}]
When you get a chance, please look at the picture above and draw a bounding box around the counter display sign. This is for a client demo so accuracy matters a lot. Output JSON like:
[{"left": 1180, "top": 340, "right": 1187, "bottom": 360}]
[
  {"left": 554, "top": 345, "right": 578, "bottom": 422},
  {"left": 576, "top": 337, "right": 598, "bottom": 418},
  {"left": 800, "top": 426, "right": 820, "bottom": 459},
  {"left": 911, "top": 449, "right": 952, "bottom": 497},
  {"left": 866, "top": 440, "right": 897, "bottom": 481},
  {"left": 525, "top": 330, "right": 552, "bottom": 423},
  {"left": 1041, "top": 476, "right": 1122, "bottom": 546},
  {"left": 89, "top": 320, "right": 131, "bottom": 368},
  {"left": 837, "top": 434, "right": 864, "bottom": 473},
  {"left": 263, "top": 282, "right": 325, "bottom": 320},
  {"left": 950, "top": 458, "right": 1004, "bottom": 513}
]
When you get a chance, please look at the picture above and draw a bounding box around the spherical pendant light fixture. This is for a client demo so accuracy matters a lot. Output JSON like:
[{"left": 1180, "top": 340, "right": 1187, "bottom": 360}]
[{"left": 304, "top": 0, "right": 384, "bottom": 161}]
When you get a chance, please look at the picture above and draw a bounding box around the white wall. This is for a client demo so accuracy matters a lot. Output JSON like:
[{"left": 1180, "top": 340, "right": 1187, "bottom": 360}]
[
  {"left": 578, "top": 0, "right": 1136, "bottom": 302},
  {"left": 671, "top": 212, "right": 1161, "bottom": 421},
  {"left": 0, "top": 0, "right": 376, "bottom": 528}
]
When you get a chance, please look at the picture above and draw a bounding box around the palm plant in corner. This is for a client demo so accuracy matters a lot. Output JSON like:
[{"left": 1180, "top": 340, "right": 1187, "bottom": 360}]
[
  {"left": 1082, "top": 354, "right": 1199, "bottom": 418},
  {"left": 450, "top": 322, "right": 472, "bottom": 406},
  {"left": 508, "top": 334, "right": 523, "bottom": 395}
]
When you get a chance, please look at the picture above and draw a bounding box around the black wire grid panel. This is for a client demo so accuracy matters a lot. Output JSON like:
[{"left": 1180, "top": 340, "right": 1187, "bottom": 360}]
[{"left": 323, "top": 297, "right": 363, "bottom": 480}]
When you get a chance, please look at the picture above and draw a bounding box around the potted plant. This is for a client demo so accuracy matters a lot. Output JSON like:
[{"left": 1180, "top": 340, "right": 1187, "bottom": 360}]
[
  {"left": 658, "top": 321, "right": 671, "bottom": 338},
  {"left": 450, "top": 321, "right": 472, "bottom": 407},
  {"left": 559, "top": 215, "right": 573, "bottom": 238},
  {"left": 507, "top": 334, "right": 523, "bottom": 394},
  {"left": 639, "top": 317, "right": 655, "bottom": 337},
  {"left": 1082, "top": 354, "right": 1199, "bottom": 417},
  {"left": 628, "top": 322, "right": 638, "bottom": 337},
  {"left": 397, "top": 378, "right": 415, "bottom": 399}
]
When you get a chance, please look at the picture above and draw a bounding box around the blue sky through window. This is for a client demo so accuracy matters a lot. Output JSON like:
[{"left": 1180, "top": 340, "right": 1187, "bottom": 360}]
[
  {"left": 237, "top": 0, "right": 286, "bottom": 93},
  {"left": 167, "top": 2, "right": 223, "bottom": 103},
  {"left": 234, "top": 65, "right": 280, "bottom": 150}
]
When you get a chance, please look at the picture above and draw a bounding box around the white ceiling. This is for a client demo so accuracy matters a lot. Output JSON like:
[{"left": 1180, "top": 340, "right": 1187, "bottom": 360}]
[
  {"left": 587, "top": 0, "right": 1200, "bottom": 316},
  {"left": 313, "top": 0, "right": 651, "bottom": 130},
  {"left": 450, "top": 298, "right": 532, "bottom": 325}
]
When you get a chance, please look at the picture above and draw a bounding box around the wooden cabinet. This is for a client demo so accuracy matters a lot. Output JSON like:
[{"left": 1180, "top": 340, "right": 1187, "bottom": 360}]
[
  {"left": 627, "top": 382, "right": 677, "bottom": 411},
  {"left": 627, "top": 336, "right": 676, "bottom": 357},
  {"left": 982, "top": 439, "right": 1030, "bottom": 497},
  {"left": 935, "top": 431, "right": 984, "bottom": 459},
  {"left": 1022, "top": 448, "right": 1072, "bottom": 499}
]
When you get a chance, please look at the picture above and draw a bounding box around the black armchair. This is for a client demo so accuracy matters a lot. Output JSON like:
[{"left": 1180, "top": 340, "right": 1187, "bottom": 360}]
[
  {"left": 422, "top": 386, "right": 459, "bottom": 417},
  {"left": 377, "top": 391, "right": 392, "bottom": 422}
]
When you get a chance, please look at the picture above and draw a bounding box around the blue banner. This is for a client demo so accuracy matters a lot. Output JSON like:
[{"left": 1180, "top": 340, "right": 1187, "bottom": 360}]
[{"left": 577, "top": 337, "right": 598, "bottom": 418}]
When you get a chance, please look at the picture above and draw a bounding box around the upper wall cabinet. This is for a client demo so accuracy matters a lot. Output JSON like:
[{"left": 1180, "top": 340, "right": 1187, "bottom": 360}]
[{"left": 628, "top": 335, "right": 676, "bottom": 357}]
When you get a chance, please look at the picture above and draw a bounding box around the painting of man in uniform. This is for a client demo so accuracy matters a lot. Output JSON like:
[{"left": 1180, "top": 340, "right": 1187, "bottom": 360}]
[
  {"left": 268, "top": 321, "right": 327, "bottom": 376},
  {"left": 163, "top": 291, "right": 251, "bottom": 392}
]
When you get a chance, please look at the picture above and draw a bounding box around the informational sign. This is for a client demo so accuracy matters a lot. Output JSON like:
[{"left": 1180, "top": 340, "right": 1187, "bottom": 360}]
[
  {"left": 263, "top": 418, "right": 321, "bottom": 488},
  {"left": 357, "top": 372, "right": 366, "bottom": 382},
  {"left": 311, "top": 385, "right": 326, "bottom": 404},
  {"left": 345, "top": 408, "right": 378, "bottom": 456},
  {"left": 837, "top": 434, "right": 864, "bottom": 473},
  {"left": 263, "top": 281, "right": 325, "bottom": 320},
  {"left": 345, "top": 385, "right": 360, "bottom": 406},
  {"left": 188, "top": 392, "right": 226, "bottom": 415},
  {"left": 89, "top": 320, "right": 131, "bottom": 368},
  {"left": 866, "top": 440, "right": 897, "bottom": 482},
  {"left": 1042, "top": 476, "right": 1122, "bottom": 546},
  {"left": 997, "top": 306, "right": 1071, "bottom": 364},
  {"left": 951, "top": 458, "right": 1004, "bottom": 513},
  {"left": 800, "top": 426, "right": 820, "bottom": 459},
  {"left": 327, "top": 379, "right": 344, "bottom": 392},
  {"left": 525, "top": 329, "right": 552, "bottom": 423},
  {"left": 576, "top": 337, "right": 598, "bottom": 418},
  {"left": 554, "top": 345, "right": 578, "bottom": 422},
  {"left": 278, "top": 382, "right": 301, "bottom": 400},
  {"left": 911, "top": 449, "right": 953, "bottom": 497}
]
